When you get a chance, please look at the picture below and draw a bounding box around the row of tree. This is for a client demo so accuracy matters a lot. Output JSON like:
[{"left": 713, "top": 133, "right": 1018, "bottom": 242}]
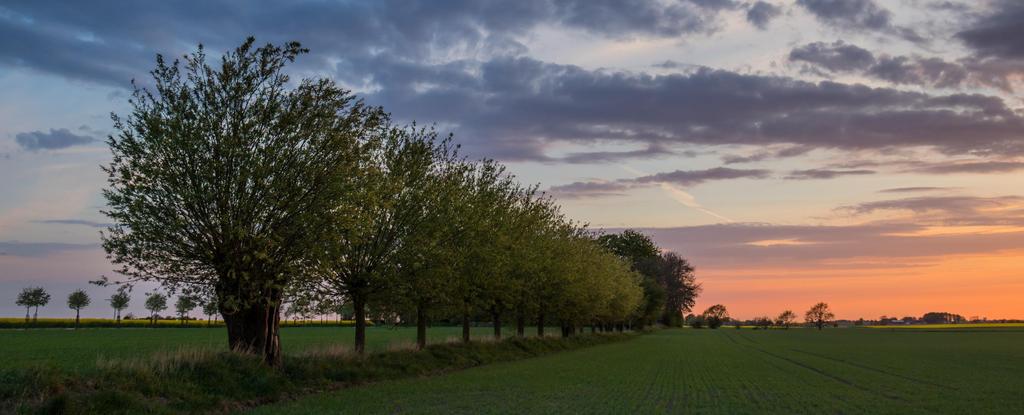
[
  {"left": 13, "top": 287, "right": 216, "bottom": 328},
  {"left": 96, "top": 39, "right": 692, "bottom": 365},
  {"left": 687, "top": 303, "right": 836, "bottom": 330}
]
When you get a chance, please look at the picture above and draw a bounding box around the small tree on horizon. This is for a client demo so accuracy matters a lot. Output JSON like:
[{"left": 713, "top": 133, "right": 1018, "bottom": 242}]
[
  {"left": 202, "top": 298, "right": 219, "bottom": 326},
  {"left": 67, "top": 290, "right": 91, "bottom": 329},
  {"left": 109, "top": 289, "right": 130, "bottom": 327},
  {"left": 702, "top": 304, "right": 729, "bottom": 329},
  {"left": 15, "top": 287, "right": 51, "bottom": 324},
  {"left": 175, "top": 295, "right": 198, "bottom": 326},
  {"left": 144, "top": 292, "right": 168, "bottom": 326},
  {"left": 805, "top": 302, "right": 835, "bottom": 330},
  {"left": 776, "top": 310, "right": 796, "bottom": 329}
]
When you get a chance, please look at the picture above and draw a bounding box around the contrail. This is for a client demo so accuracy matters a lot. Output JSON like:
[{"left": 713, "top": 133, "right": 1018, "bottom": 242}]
[{"left": 621, "top": 165, "right": 734, "bottom": 223}]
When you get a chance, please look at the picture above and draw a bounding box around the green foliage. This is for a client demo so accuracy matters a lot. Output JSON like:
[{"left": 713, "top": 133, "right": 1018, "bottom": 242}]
[
  {"left": 144, "top": 293, "right": 168, "bottom": 324},
  {"left": 98, "top": 37, "right": 683, "bottom": 362},
  {"left": 67, "top": 290, "right": 91, "bottom": 311},
  {"left": 108, "top": 289, "right": 130, "bottom": 324},
  {"left": 15, "top": 287, "right": 51, "bottom": 322}
]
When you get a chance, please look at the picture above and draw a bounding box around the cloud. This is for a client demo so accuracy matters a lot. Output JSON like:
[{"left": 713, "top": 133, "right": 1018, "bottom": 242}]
[
  {"left": 745, "top": 1, "right": 782, "bottom": 30},
  {"left": 786, "top": 169, "right": 875, "bottom": 180},
  {"left": 547, "top": 180, "right": 633, "bottom": 199},
  {"left": 795, "top": 0, "right": 924, "bottom": 43},
  {"left": 0, "top": 241, "right": 100, "bottom": 257},
  {"left": 878, "top": 187, "right": 957, "bottom": 193},
  {"left": 0, "top": 1, "right": 734, "bottom": 89},
  {"left": 956, "top": 0, "right": 1024, "bottom": 59},
  {"left": 789, "top": 41, "right": 875, "bottom": 72},
  {"left": 634, "top": 220, "right": 1024, "bottom": 269},
  {"left": 838, "top": 195, "right": 1024, "bottom": 219},
  {"left": 549, "top": 167, "right": 770, "bottom": 198},
  {"left": 557, "top": 144, "right": 677, "bottom": 164},
  {"left": 789, "top": 41, "right": 1021, "bottom": 92},
  {"left": 376, "top": 57, "right": 1024, "bottom": 160},
  {"left": 633, "top": 167, "right": 771, "bottom": 186},
  {"left": 909, "top": 161, "right": 1024, "bottom": 174},
  {"left": 14, "top": 128, "right": 94, "bottom": 151},
  {"left": 33, "top": 219, "right": 113, "bottom": 228}
]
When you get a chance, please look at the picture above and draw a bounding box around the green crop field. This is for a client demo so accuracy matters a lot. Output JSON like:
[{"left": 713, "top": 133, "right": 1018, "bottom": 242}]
[
  {"left": 254, "top": 328, "right": 1024, "bottom": 414},
  {"left": 0, "top": 326, "right": 508, "bottom": 371}
]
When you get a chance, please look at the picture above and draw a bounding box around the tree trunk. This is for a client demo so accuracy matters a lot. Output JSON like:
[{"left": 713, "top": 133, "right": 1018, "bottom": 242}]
[
  {"left": 24, "top": 307, "right": 29, "bottom": 324},
  {"left": 416, "top": 301, "right": 427, "bottom": 350},
  {"left": 492, "top": 308, "right": 501, "bottom": 339},
  {"left": 33, "top": 307, "right": 38, "bottom": 323},
  {"left": 516, "top": 313, "right": 525, "bottom": 338},
  {"left": 75, "top": 309, "right": 80, "bottom": 329},
  {"left": 537, "top": 314, "right": 545, "bottom": 337},
  {"left": 222, "top": 299, "right": 282, "bottom": 366},
  {"left": 353, "top": 294, "right": 367, "bottom": 354},
  {"left": 462, "top": 312, "right": 471, "bottom": 343},
  {"left": 590, "top": 324, "right": 596, "bottom": 334}
]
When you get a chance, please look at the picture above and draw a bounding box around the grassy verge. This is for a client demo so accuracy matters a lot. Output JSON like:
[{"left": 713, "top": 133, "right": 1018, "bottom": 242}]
[
  {"left": 0, "top": 318, "right": 364, "bottom": 329},
  {"left": 1, "top": 331, "right": 641, "bottom": 414}
]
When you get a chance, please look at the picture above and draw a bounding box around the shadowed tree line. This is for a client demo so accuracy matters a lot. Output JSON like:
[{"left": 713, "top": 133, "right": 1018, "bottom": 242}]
[{"left": 93, "top": 38, "right": 691, "bottom": 365}]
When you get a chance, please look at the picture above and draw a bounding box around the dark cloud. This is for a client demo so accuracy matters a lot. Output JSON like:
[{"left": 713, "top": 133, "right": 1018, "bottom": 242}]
[
  {"left": 721, "top": 145, "right": 813, "bottom": 164},
  {"left": 14, "top": 128, "right": 93, "bottom": 151},
  {"left": 790, "top": 41, "right": 1021, "bottom": 92},
  {"left": 624, "top": 194, "right": 1024, "bottom": 268},
  {"left": 878, "top": 187, "right": 957, "bottom": 193},
  {"left": 838, "top": 195, "right": 1023, "bottom": 219},
  {"left": 0, "top": 0, "right": 732, "bottom": 88},
  {"left": 0, "top": 241, "right": 100, "bottom": 257},
  {"left": 790, "top": 41, "right": 875, "bottom": 72},
  {"left": 548, "top": 180, "right": 633, "bottom": 199},
  {"left": 785, "top": 169, "right": 875, "bottom": 180},
  {"left": 745, "top": 1, "right": 782, "bottom": 30},
  {"left": 33, "top": 219, "right": 113, "bottom": 228},
  {"left": 3, "top": 1, "right": 1023, "bottom": 163},
  {"left": 549, "top": 167, "right": 770, "bottom": 198},
  {"left": 909, "top": 160, "right": 1024, "bottom": 174},
  {"left": 795, "top": 0, "right": 923, "bottom": 43},
  {"left": 634, "top": 167, "right": 771, "bottom": 186},
  {"left": 557, "top": 144, "right": 679, "bottom": 164},
  {"left": 956, "top": 0, "right": 1024, "bottom": 59},
  {"left": 634, "top": 220, "right": 1024, "bottom": 269},
  {"left": 374, "top": 56, "right": 1024, "bottom": 160}
]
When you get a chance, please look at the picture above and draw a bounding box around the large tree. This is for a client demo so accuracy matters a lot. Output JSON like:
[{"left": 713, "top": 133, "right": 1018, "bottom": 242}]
[
  {"left": 101, "top": 38, "right": 377, "bottom": 364},
  {"left": 318, "top": 125, "right": 456, "bottom": 353},
  {"left": 805, "top": 302, "right": 835, "bottom": 330},
  {"left": 643, "top": 252, "right": 701, "bottom": 326},
  {"left": 67, "top": 290, "right": 91, "bottom": 329}
]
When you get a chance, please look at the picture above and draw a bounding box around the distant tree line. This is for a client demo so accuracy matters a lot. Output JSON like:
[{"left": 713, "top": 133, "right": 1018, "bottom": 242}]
[{"left": 93, "top": 38, "right": 691, "bottom": 365}]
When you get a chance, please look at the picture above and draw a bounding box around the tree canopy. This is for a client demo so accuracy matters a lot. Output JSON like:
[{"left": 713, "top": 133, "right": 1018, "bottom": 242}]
[{"left": 100, "top": 38, "right": 669, "bottom": 363}]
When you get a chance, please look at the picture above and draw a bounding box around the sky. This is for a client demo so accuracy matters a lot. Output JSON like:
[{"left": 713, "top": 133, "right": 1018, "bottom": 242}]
[{"left": 1, "top": 0, "right": 1023, "bottom": 320}]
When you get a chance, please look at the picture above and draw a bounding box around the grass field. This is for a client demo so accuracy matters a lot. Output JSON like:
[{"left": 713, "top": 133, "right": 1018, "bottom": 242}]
[
  {"left": 254, "top": 328, "right": 1024, "bottom": 414},
  {"left": 0, "top": 326, "right": 506, "bottom": 371},
  {"left": 865, "top": 323, "right": 1024, "bottom": 329}
]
